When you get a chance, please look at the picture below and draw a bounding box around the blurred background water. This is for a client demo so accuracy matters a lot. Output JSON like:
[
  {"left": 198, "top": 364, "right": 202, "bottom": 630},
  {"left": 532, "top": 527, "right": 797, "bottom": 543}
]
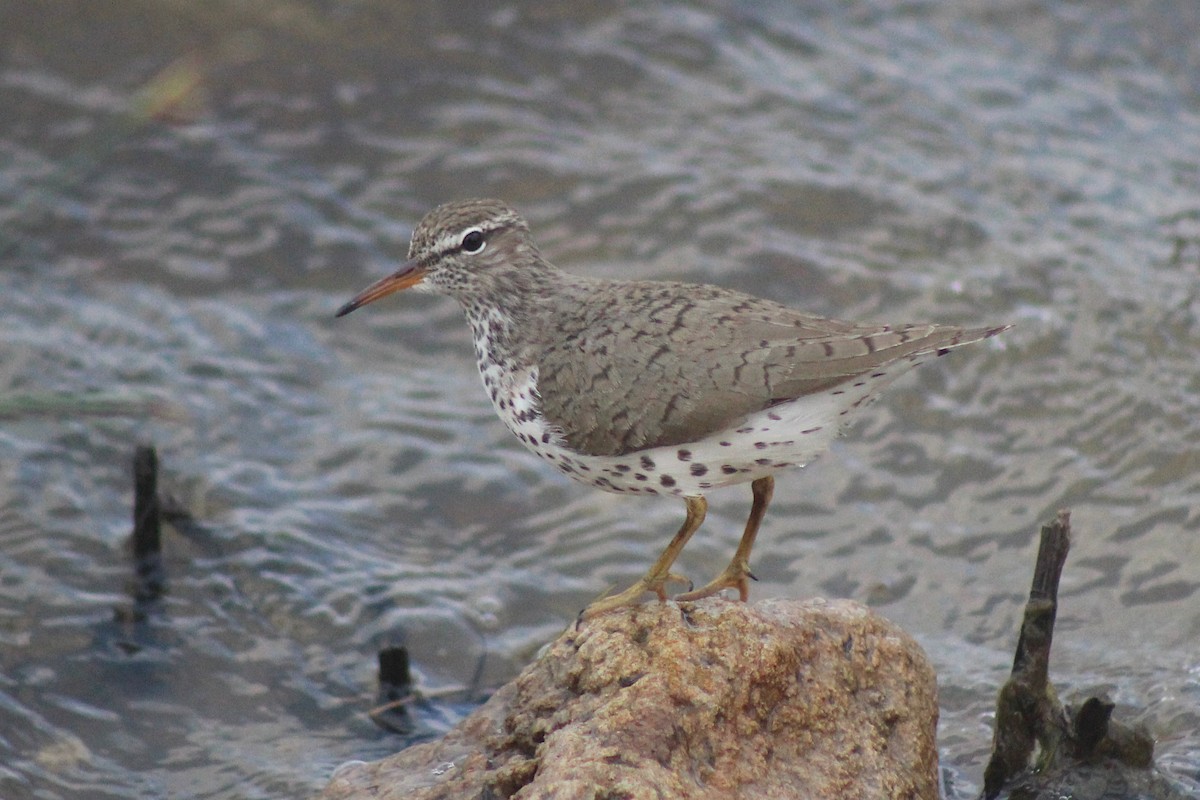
[{"left": 2, "top": 0, "right": 1199, "bottom": 797}]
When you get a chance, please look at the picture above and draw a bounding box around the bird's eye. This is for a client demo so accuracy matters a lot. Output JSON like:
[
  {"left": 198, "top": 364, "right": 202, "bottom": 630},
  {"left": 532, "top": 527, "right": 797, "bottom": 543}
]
[{"left": 461, "top": 229, "right": 485, "bottom": 253}]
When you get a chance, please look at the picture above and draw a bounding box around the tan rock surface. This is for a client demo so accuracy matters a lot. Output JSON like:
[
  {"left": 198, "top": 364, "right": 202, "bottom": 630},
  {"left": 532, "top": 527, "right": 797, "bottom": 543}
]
[{"left": 321, "top": 597, "right": 938, "bottom": 800}]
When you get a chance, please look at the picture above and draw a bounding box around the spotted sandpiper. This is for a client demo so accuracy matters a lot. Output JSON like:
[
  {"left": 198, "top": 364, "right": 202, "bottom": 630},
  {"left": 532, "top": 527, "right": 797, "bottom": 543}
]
[{"left": 337, "top": 199, "right": 1008, "bottom": 618}]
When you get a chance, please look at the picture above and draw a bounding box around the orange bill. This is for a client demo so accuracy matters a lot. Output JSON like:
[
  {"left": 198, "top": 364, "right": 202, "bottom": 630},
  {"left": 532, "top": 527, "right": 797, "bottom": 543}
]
[{"left": 335, "top": 259, "right": 426, "bottom": 317}]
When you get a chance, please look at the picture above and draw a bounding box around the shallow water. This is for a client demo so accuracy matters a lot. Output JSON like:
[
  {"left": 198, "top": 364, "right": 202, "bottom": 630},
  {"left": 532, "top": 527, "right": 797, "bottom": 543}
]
[{"left": 2, "top": 0, "right": 1199, "bottom": 797}]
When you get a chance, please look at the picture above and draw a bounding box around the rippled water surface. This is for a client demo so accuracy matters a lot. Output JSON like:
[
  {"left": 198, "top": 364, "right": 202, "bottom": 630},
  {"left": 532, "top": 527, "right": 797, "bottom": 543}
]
[{"left": 3, "top": 1, "right": 1199, "bottom": 797}]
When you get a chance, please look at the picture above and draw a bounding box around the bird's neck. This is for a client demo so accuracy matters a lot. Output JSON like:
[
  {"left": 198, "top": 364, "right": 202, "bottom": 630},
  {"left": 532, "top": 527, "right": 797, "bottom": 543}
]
[{"left": 458, "top": 260, "right": 572, "bottom": 374}]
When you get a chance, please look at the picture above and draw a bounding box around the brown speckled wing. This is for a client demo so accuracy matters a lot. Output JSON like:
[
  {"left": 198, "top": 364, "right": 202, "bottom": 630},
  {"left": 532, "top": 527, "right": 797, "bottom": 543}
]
[{"left": 533, "top": 279, "right": 1003, "bottom": 457}]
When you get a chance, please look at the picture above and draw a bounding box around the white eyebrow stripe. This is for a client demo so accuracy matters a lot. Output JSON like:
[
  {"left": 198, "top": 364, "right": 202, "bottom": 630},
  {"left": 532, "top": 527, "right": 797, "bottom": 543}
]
[
  {"left": 430, "top": 231, "right": 461, "bottom": 258},
  {"left": 429, "top": 219, "right": 514, "bottom": 259}
]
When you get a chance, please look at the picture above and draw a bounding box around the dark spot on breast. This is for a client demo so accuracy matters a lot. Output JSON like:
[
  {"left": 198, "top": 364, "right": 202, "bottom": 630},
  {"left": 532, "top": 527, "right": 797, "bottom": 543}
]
[
  {"left": 660, "top": 475, "right": 676, "bottom": 488},
  {"left": 677, "top": 449, "right": 692, "bottom": 461},
  {"left": 754, "top": 442, "right": 767, "bottom": 449},
  {"left": 640, "top": 455, "right": 656, "bottom": 471},
  {"left": 768, "top": 412, "right": 782, "bottom": 421},
  {"left": 615, "top": 464, "right": 631, "bottom": 473},
  {"left": 635, "top": 473, "right": 648, "bottom": 481},
  {"left": 720, "top": 441, "right": 731, "bottom": 447},
  {"left": 689, "top": 464, "right": 708, "bottom": 477},
  {"left": 721, "top": 465, "right": 738, "bottom": 475}
]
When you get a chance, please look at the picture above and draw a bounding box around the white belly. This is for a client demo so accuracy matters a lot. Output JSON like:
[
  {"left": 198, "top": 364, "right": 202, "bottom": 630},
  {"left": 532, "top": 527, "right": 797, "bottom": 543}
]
[{"left": 477, "top": 360, "right": 900, "bottom": 499}]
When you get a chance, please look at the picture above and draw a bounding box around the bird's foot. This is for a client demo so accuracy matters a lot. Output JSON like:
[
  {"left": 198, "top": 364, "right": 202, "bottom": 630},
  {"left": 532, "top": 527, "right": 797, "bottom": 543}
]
[
  {"left": 673, "top": 559, "right": 757, "bottom": 603},
  {"left": 577, "top": 570, "right": 692, "bottom": 623}
]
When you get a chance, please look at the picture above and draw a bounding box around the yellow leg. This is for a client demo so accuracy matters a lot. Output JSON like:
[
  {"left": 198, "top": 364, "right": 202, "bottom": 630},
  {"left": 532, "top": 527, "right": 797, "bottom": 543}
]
[
  {"left": 579, "top": 496, "right": 707, "bottom": 621},
  {"left": 675, "top": 475, "right": 773, "bottom": 603}
]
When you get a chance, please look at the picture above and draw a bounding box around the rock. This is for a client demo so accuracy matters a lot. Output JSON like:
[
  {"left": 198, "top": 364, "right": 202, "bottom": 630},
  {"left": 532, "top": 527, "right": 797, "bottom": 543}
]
[{"left": 321, "top": 597, "right": 939, "bottom": 800}]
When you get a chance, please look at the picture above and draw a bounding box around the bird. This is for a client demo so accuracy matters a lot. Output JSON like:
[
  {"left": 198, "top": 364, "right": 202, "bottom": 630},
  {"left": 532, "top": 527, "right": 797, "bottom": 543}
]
[{"left": 336, "top": 198, "right": 1008, "bottom": 618}]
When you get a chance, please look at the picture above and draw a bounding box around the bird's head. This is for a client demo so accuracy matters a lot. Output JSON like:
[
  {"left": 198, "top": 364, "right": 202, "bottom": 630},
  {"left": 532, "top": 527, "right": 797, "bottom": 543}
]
[{"left": 336, "top": 198, "right": 544, "bottom": 317}]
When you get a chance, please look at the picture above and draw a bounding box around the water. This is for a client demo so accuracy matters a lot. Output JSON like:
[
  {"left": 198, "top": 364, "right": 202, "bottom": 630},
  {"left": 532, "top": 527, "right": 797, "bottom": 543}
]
[{"left": 2, "top": 1, "right": 1198, "bottom": 797}]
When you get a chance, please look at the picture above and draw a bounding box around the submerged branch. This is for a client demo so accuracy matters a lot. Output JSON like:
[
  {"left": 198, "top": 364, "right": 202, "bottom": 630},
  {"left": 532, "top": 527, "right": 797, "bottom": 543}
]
[{"left": 982, "top": 510, "right": 1187, "bottom": 800}]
